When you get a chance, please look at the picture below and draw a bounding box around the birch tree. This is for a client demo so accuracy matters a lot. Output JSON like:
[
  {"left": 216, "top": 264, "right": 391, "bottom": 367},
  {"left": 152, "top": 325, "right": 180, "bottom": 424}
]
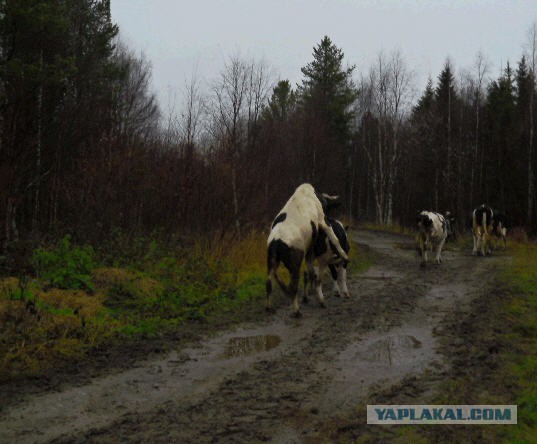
[
  {"left": 361, "top": 50, "right": 413, "bottom": 224},
  {"left": 210, "top": 54, "right": 272, "bottom": 238}
]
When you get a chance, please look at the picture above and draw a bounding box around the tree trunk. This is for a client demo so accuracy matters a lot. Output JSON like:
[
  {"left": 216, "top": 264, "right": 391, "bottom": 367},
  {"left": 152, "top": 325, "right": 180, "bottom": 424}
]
[
  {"left": 528, "top": 73, "right": 534, "bottom": 227},
  {"left": 33, "top": 49, "right": 44, "bottom": 232}
]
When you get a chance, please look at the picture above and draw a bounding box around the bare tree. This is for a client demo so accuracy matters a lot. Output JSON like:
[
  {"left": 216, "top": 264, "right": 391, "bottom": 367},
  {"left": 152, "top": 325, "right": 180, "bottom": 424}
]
[
  {"left": 361, "top": 50, "right": 413, "bottom": 224},
  {"left": 470, "top": 51, "right": 489, "bottom": 205},
  {"left": 112, "top": 41, "right": 160, "bottom": 149},
  {"left": 209, "top": 53, "right": 272, "bottom": 238}
]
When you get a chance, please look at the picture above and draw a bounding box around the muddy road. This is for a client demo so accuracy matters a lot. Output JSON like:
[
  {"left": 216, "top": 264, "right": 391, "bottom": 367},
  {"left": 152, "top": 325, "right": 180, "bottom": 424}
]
[{"left": 0, "top": 229, "right": 504, "bottom": 443}]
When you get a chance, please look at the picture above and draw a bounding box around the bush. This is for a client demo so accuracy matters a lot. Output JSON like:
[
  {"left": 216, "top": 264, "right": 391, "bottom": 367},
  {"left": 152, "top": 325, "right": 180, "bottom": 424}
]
[{"left": 33, "top": 235, "right": 96, "bottom": 291}]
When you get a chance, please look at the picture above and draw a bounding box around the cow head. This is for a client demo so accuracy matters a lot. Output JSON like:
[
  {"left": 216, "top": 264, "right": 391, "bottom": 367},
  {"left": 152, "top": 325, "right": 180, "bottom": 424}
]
[
  {"left": 416, "top": 212, "right": 433, "bottom": 230},
  {"left": 316, "top": 192, "right": 341, "bottom": 215}
]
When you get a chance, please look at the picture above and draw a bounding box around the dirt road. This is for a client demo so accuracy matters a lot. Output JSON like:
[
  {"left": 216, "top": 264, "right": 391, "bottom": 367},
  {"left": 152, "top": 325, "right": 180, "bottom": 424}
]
[{"left": 0, "top": 229, "right": 503, "bottom": 443}]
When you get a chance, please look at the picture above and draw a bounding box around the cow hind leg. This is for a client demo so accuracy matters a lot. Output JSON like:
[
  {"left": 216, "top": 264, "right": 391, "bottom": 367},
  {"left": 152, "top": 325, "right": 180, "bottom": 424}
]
[
  {"left": 328, "top": 264, "right": 339, "bottom": 296},
  {"left": 420, "top": 238, "right": 428, "bottom": 267},
  {"left": 315, "top": 262, "right": 328, "bottom": 308},
  {"left": 435, "top": 238, "right": 446, "bottom": 264},
  {"left": 303, "top": 251, "right": 315, "bottom": 304},
  {"left": 480, "top": 235, "right": 486, "bottom": 256},
  {"left": 337, "top": 266, "right": 350, "bottom": 298},
  {"left": 284, "top": 250, "right": 304, "bottom": 318},
  {"left": 265, "top": 271, "right": 275, "bottom": 313},
  {"left": 290, "top": 270, "right": 302, "bottom": 317},
  {"left": 472, "top": 233, "right": 478, "bottom": 256}
]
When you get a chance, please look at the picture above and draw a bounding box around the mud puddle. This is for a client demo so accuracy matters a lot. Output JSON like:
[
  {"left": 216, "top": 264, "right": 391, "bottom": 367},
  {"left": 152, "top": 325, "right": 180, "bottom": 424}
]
[
  {"left": 315, "top": 321, "right": 440, "bottom": 414},
  {"left": 223, "top": 335, "right": 282, "bottom": 358}
]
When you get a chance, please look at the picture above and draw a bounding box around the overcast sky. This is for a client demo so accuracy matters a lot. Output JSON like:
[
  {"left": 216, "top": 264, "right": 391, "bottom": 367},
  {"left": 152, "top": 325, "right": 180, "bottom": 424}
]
[{"left": 111, "top": 0, "right": 537, "bottom": 114}]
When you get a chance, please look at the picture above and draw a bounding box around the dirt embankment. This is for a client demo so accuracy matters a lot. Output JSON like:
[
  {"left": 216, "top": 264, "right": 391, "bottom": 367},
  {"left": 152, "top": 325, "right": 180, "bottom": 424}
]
[{"left": 0, "top": 230, "right": 504, "bottom": 443}]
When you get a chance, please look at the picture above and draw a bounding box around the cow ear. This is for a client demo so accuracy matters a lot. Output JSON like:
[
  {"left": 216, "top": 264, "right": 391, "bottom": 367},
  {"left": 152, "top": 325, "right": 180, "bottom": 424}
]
[{"left": 322, "top": 193, "right": 339, "bottom": 201}]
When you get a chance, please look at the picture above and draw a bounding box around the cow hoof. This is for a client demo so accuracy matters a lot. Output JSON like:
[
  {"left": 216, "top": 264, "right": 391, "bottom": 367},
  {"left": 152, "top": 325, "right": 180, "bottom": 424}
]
[
  {"left": 344, "top": 293, "right": 350, "bottom": 298},
  {"left": 265, "top": 306, "right": 276, "bottom": 314},
  {"left": 291, "top": 311, "right": 302, "bottom": 318},
  {"left": 302, "top": 296, "right": 309, "bottom": 304},
  {"left": 319, "top": 302, "right": 326, "bottom": 309}
]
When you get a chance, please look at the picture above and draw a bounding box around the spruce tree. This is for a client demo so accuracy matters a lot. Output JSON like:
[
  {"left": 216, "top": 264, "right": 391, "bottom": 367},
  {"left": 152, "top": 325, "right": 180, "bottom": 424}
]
[{"left": 299, "top": 36, "right": 357, "bottom": 144}]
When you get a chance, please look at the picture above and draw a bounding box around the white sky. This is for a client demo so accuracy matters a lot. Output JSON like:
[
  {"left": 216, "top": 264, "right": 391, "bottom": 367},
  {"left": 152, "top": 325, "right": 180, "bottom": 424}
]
[{"left": 111, "top": 0, "right": 537, "bottom": 114}]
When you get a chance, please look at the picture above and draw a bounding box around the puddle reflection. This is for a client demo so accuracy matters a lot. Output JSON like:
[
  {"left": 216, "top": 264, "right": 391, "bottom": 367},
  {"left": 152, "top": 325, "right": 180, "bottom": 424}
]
[{"left": 224, "top": 335, "right": 282, "bottom": 358}]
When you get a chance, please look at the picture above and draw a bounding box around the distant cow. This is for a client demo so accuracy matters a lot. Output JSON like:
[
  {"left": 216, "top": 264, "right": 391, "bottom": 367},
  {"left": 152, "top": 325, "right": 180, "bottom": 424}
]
[
  {"left": 416, "top": 211, "right": 449, "bottom": 266},
  {"left": 303, "top": 218, "right": 350, "bottom": 306},
  {"left": 472, "top": 205, "right": 494, "bottom": 256},
  {"left": 266, "top": 184, "right": 349, "bottom": 317},
  {"left": 492, "top": 210, "right": 509, "bottom": 250}
]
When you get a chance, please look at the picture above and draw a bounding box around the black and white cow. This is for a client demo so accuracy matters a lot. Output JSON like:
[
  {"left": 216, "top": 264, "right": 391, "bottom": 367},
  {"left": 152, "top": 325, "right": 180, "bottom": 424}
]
[
  {"left": 303, "top": 218, "right": 350, "bottom": 306},
  {"left": 472, "top": 204, "right": 494, "bottom": 256},
  {"left": 416, "top": 211, "right": 449, "bottom": 266},
  {"left": 266, "top": 183, "right": 349, "bottom": 317},
  {"left": 492, "top": 210, "right": 509, "bottom": 250}
]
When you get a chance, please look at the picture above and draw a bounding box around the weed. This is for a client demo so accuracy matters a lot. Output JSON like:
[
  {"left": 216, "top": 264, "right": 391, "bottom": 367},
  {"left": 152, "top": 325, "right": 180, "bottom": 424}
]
[{"left": 33, "top": 235, "right": 95, "bottom": 291}]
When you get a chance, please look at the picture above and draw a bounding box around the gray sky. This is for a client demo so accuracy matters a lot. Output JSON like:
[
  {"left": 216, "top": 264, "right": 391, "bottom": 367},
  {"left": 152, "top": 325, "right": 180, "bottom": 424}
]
[{"left": 111, "top": 0, "right": 537, "bottom": 114}]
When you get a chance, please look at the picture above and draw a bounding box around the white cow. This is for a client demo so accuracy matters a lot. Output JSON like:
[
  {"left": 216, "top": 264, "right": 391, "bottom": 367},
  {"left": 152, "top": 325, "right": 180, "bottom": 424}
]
[
  {"left": 417, "top": 211, "right": 449, "bottom": 266},
  {"left": 266, "top": 184, "right": 349, "bottom": 317}
]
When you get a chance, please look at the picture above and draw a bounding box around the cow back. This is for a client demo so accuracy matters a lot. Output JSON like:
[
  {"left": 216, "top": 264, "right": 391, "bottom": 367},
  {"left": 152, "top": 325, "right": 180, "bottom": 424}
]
[{"left": 268, "top": 183, "right": 325, "bottom": 251}]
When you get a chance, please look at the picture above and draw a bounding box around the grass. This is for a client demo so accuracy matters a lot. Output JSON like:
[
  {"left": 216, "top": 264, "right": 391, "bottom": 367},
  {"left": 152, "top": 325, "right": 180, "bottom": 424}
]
[
  {"left": 0, "top": 229, "right": 371, "bottom": 382},
  {"left": 497, "top": 244, "right": 537, "bottom": 442}
]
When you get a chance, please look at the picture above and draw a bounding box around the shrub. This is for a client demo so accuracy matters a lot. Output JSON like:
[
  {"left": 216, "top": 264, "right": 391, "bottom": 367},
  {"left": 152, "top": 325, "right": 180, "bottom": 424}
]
[{"left": 33, "top": 235, "right": 96, "bottom": 291}]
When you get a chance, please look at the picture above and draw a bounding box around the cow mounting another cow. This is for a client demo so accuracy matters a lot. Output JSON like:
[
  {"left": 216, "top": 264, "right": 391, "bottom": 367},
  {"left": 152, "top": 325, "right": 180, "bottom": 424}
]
[{"left": 266, "top": 183, "right": 349, "bottom": 317}]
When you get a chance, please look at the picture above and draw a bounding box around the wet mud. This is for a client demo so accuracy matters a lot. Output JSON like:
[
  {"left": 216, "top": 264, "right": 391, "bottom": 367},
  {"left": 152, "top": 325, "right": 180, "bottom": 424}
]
[{"left": 0, "top": 229, "right": 504, "bottom": 443}]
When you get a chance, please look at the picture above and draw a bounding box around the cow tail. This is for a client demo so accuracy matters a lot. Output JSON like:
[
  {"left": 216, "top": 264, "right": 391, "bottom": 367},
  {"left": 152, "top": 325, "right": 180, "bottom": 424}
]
[{"left": 266, "top": 241, "right": 289, "bottom": 294}]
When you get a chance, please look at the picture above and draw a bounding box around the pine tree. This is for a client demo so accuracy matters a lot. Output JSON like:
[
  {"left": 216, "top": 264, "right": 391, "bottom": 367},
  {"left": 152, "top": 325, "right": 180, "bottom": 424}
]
[
  {"left": 298, "top": 35, "right": 357, "bottom": 199},
  {"left": 265, "top": 80, "right": 296, "bottom": 122},
  {"left": 486, "top": 64, "right": 517, "bottom": 210},
  {"left": 434, "top": 61, "right": 458, "bottom": 211},
  {"left": 300, "top": 36, "right": 357, "bottom": 144}
]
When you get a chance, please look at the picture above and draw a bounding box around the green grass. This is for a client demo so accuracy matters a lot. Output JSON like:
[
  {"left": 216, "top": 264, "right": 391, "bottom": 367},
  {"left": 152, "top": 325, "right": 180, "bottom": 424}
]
[
  {"left": 349, "top": 240, "right": 374, "bottom": 274},
  {"left": 498, "top": 244, "right": 537, "bottom": 442}
]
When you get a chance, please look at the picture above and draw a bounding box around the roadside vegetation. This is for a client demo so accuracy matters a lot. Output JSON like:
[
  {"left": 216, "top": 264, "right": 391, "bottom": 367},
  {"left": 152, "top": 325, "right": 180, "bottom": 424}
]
[
  {"left": 494, "top": 242, "right": 537, "bottom": 442},
  {"left": 0, "top": 233, "right": 370, "bottom": 382}
]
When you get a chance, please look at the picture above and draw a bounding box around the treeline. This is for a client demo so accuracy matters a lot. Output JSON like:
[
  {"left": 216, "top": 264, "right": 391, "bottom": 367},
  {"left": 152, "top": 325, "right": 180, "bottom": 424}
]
[{"left": 2, "top": 1, "right": 537, "bottom": 255}]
